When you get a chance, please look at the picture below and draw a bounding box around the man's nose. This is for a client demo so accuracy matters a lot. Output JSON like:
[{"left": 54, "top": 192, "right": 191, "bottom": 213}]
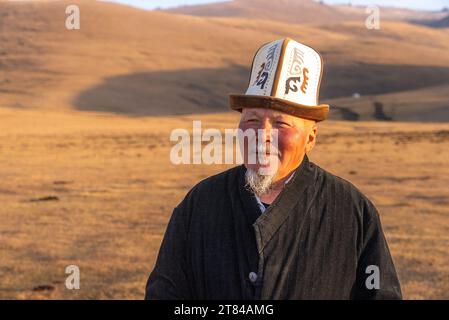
[{"left": 259, "top": 119, "right": 273, "bottom": 143}]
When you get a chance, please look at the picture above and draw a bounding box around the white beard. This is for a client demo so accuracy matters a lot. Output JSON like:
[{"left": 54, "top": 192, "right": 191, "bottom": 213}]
[
  {"left": 244, "top": 139, "right": 281, "bottom": 196},
  {"left": 244, "top": 167, "right": 277, "bottom": 197}
]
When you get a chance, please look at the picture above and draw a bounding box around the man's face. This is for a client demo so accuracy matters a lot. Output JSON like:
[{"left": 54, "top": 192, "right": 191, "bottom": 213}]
[{"left": 238, "top": 107, "right": 317, "bottom": 182}]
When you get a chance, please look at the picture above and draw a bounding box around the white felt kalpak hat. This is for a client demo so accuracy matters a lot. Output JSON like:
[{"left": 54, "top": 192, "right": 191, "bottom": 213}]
[{"left": 229, "top": 38, "right": 329, "bottom": 121}]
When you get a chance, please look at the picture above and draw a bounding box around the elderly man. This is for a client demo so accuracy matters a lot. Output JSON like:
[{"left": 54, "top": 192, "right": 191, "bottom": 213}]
[{"left": 145, "top": 38, "right": 402, "bottom": 300}]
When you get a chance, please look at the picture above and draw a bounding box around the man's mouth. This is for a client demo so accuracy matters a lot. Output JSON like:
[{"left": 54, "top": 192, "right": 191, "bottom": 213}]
[{"left": 249, "top": 151, "right": 279, "bottom": 156}]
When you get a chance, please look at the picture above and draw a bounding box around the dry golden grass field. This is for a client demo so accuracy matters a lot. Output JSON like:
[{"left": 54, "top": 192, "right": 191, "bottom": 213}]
[
  {"left": 0, "top": 108, "right": 448, "bottom": 299},
  {"left": 0, "top": 0, "right": 448, "bottom": 299}
]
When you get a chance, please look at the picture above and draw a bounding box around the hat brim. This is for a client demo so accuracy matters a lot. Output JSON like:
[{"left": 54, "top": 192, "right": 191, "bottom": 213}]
[{"left": 229, "top": 94, "right": 329, "bottom": 122}]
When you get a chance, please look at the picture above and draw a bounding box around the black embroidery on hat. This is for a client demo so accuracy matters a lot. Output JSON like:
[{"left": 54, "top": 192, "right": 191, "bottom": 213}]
[
  {"left": 256, "top": 72, "right": 269, "bottom": 89},
  {"left": 254, "top": 62, "right": 269, "bottom": 89},
  {"left": 265, "top": 43, "right": 278, "bottom": 71},
  {"left": 252, "top": 43, "right": 279, "bottom": 90},
  {"left": 285, "top": 77, "right": 301, "bottom": 94},
  {"left": 253, "top": 62, "right": 265, "bottom": 84}
]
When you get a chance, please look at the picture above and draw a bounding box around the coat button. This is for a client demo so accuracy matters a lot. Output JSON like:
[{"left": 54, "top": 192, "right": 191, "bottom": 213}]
[{"left": 248, "top": 272, "right": 258, "bottom": 283}]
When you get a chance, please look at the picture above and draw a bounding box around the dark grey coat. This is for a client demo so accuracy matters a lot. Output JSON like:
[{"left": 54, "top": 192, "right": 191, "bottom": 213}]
[{"left": 145, "top": 155, "right": 402, "bottom": 300}]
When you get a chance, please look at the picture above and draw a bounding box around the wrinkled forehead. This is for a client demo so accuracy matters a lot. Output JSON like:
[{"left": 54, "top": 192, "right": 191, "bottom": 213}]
[
  {"left": 241, "top": 107, "right": 292, "bottom": 119},
  {"left": 239, "top": 108, "right": 317, "bottom": 128}
]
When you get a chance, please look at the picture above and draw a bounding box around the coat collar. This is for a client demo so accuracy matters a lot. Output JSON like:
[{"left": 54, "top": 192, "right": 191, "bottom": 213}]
[
  {"left": 238, "top": 154, "right": 317, "bottom": 253},
  {"left": 254, "top": 171, "right": 296, "bottom": 214}
]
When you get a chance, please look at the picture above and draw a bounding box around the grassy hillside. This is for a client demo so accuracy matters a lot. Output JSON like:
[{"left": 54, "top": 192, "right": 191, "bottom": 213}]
[{"left": 1, "top": 0, "right": 449, "bottom": 120}]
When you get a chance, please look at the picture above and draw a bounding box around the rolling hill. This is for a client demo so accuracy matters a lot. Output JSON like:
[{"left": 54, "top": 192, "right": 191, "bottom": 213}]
[
  {"left": 165, "top": 0, "right": 447, "bottom": 25},
  {"left": 417, "top": 13, "right": 449, "bottom": 28},
  {"left": 1, "top": 0, "right": 449, "bottom": 120}
]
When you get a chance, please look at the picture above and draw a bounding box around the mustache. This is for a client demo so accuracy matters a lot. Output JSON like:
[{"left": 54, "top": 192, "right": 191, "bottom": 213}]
[{"left": 248, "top": 143, "right": 281, "bottom": 156}]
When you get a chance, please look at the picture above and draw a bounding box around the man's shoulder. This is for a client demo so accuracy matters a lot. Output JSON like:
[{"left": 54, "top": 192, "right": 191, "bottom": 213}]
[
  {"left": 180, "top": 165, "right": 243, "bottom": 205},
  {"left": 194, "top": 165, "right": 242, "bottom": 190},
  {"left": 312, "top": 162, "right": 377, "bottom": 214}
]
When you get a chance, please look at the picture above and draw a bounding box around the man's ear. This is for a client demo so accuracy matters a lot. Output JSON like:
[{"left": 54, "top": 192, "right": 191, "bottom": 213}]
[{"left": 305, "top": 124, "right": 318, "bottom": 153}]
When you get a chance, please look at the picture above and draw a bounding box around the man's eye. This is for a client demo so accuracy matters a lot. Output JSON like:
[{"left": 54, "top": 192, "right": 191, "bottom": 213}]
[
  {"left": 276, "top": 121, "right": 291, "bottom": 127},
  {"left": 246, "top": 119, "right": 259, "bottom": 123}
]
